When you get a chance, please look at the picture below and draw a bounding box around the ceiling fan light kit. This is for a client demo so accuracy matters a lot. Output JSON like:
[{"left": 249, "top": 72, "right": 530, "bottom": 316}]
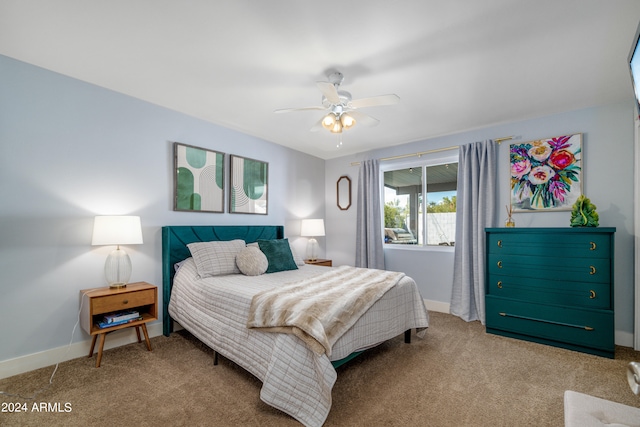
[
  {"left": 321, "top": 112, "right": 356, "bottom": 133},
  {"left": 276, "top": 70, "right": 399, "bottom": 141}
]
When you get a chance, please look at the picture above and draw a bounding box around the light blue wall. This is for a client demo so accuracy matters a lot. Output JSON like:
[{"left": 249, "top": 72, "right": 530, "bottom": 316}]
[
  {"left": 325, "top": 101, "right": 636, "bottom": 345},
  {"left": 0, "top": 55, "right": 325, "bottom": 362}
]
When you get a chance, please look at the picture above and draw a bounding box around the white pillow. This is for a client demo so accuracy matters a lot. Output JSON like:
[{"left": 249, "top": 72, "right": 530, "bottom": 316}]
[
  {"left": 187, "top": 239, "right": 246, "bottom": 277},
  {"left": 236, "top": 246, "right": 269, "bottom": 276}
]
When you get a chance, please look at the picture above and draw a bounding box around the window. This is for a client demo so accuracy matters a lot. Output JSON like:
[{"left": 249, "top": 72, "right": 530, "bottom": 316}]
[{"left": 382, "top": 154, "right": 458, "bottom": 247}]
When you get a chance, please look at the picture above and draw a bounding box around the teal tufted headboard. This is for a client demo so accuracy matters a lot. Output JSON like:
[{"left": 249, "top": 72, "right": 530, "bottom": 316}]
[{"left": 161, "top": 225, "right": 284, "bottom": 336}]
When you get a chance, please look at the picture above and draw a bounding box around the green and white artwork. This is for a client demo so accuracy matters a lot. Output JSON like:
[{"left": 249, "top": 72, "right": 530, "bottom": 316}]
[
  {"left": 174, "top": 142, "right": 224, "bottom": 212},
  {"left": 229, "top": 155, "right": 268, "bottom": 215}
]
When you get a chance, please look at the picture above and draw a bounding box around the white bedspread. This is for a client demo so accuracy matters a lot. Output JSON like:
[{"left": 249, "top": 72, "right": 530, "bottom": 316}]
[{"left": 168, "top": 259, "right": 429, "bottom": 427}]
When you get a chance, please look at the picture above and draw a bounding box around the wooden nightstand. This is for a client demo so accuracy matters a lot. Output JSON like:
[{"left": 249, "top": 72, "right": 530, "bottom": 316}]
[
  {"left": 80, "top": 282, "right": 157, "bottom": 367},
  {"left": 304, "top": 259, "right": 332, "bottom": 267}
]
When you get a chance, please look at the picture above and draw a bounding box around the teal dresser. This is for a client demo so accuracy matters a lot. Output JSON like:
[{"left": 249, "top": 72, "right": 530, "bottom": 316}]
[{"left": 485, "top": 227, "right": 615, "bottom": 358}]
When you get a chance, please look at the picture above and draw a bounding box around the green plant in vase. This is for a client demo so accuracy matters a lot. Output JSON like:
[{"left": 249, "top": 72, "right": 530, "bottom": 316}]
[{"left": 570, "top": 195, "right": 599, "bottom": 227}]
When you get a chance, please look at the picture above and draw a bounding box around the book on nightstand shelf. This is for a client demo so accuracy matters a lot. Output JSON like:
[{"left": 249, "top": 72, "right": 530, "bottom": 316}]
[
  {"left": 103, "top": 310, "right": 140, "bottom": 324},
  {"left": 97, "top": 316, "right": 143, "bottom": 329}
]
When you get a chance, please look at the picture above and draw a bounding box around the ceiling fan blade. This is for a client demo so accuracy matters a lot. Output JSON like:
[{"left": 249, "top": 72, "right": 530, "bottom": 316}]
[
  {"left": 348, "top": 111, "right": 380, "bottom": 127},
  {"left": 349, "top": 94, "right": 400, "bottom": 109},
  {"left": 274, "top": 106, "right": 327, "bottom": 114},
  {"left": 310, "top": 117, "right": 325, "bottom": 132},
  {"left": 316, "top": 81, "right": 341, "bottom": 104}
]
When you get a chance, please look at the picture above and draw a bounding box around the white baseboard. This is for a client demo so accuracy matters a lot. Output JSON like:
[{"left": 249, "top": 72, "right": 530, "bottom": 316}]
[
  {"left": 424, "top": 299, "right": 450, "bottom": 314},
  {"left": 0, "top": 322, "right": 164, "bottom": 380},
  {"left": 616, "top": 330, "right": 634, "bottom": 348}
]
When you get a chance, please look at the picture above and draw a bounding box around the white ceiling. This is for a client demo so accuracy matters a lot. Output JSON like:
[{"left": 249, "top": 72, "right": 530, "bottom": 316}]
[{"left": 2, "top": 1, "right": 640, "bottom": 160}]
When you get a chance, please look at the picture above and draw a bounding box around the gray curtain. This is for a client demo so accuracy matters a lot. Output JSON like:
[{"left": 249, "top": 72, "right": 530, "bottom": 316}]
[
  {"left": 355, "top": 159, "right": 385, "bottom": 269},
  {"left": 450, "top": 140, "right": 498, "bottom": 324}
]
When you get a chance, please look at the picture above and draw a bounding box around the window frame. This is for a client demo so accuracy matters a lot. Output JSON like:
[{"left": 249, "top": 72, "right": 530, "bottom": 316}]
[{"left": 380, "top": 150, "right": 458, "bottom": 252}]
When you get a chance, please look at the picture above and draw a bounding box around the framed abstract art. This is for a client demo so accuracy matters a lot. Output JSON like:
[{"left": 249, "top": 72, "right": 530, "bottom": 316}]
[
  {"left": 173, "top": 142, "right": 225, "bottom": 213},
  {"left": 510, "top": 133, "right": 582, "bottom": 211},
  {"left": 229, "top": 154, "right": 268, "bottom": 215}
]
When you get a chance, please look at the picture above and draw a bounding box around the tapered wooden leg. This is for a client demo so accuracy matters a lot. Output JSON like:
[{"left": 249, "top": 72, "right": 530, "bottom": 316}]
[
  {"left": 214, "top": 351, "right": 219, "bottom": 366},
  {"left": 404, "top": 329, "right": 411, "bottom": 343},
  {"left": 135, "top": 326, "right": 142, "bottom": 343},
  {"left": 88, "top": 335, "right": 98, "bottom": 358},
  {"left": 141, "top": 323, "right": 152, "bottom": 351},
  {"left": 96, "top": 333, "right": 106, "bottom": 368}
]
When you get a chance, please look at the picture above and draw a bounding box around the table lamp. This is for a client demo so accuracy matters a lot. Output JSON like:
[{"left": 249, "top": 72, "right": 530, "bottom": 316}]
[
  {"left": 300, "top": 219, "right": 325, "bottom": 262},
  {"left": 91, "top": 215, "right": 143, "bottom": 288}
]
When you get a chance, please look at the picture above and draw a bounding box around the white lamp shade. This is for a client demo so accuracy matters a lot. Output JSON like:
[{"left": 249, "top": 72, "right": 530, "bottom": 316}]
[
  {"left": 92, "top": 216, "right": 143, "bottom": 246},
  {"left": 92, "top": 216, "right": 143, "bottom": 287},
  {"left": 300, "top": 219, "right": 325, "bottom": 237}
]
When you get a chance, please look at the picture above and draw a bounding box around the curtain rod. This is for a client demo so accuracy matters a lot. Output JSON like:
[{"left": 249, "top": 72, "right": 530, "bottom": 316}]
[{"left": 350, "top": 136, "right": 514, "bottom": 166}]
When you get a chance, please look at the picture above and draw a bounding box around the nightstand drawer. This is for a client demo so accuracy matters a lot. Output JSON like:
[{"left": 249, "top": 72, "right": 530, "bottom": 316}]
[{"left": 92, "top": 288, "right": 155, "bottom": 315}]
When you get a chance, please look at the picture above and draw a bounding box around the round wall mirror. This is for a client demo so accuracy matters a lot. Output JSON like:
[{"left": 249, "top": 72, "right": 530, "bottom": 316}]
[{"left": 337, "top": 175, "right": 352, "bottom": 210}]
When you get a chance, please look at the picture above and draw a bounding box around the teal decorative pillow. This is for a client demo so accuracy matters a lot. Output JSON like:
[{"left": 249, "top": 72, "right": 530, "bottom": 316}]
[{"left": 258, "top": 238, "right": 298, "bottom": 274}]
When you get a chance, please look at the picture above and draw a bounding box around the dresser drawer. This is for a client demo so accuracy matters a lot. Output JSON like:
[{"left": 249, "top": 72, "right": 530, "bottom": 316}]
[
  {"left": 487, "top": 253, "right": 610, "bottom": 284},
  {"left": 486, "top": 296, "right": 614, "bottom": 353},
  {"left": 91, "top": 288, "right": 156, "bottom": 315},
  {"left": 486, "top": 275, "right": 611, "bottom": 309},
  {"left": 487, "top": 231, "right": 611, "bottom": 258}
]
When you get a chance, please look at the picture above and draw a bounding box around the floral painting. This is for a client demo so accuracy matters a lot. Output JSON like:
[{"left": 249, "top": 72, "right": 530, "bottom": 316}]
[{"left": 510, "top": 133, "right": 582, "bottom": 211}]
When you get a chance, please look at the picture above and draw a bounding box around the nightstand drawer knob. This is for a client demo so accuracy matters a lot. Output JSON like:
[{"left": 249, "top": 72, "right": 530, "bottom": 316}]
[
  {"left": 589, "top": 290, "right": 596, "bottom": 299},
  {"left": 497, "top": 261, "right": 503, "bottom": 268},
  {"left": 123, "top": 299, "right": 129, "bottom": 304},
  {"left": 589, "top": 266, "right": 596, "bottom": 275},
  {"left": 497, "top": 240, "right": 502, "bottom": 248},
  {"left": 590, "top": 242, "right": 596, "bottom": 250}
]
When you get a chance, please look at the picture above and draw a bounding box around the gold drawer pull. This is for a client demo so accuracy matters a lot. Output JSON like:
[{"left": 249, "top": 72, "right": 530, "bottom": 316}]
[
  {"left": 590, "top": 241, "right": 596, "bottom": 251},
  {"left": 585, "top": 326, "right": 594, "bottom": 331},
  {"left": 497, "top": 281, "right": 503, "bottom": 289},
  {"left": 589, "top": 290, "right": 596, "bottom": 299},
  {"left": 497, "top": 261, "right": 503, "bottom": 268},
  {"left": 589, "top": 266, "right": 596, "bottom": 275},
  {"left": 497, "top": 240, "right": 502, "bottom": 248}
]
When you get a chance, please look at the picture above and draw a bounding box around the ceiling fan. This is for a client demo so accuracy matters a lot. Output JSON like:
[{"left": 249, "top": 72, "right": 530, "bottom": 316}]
[{"left": 274, "top": 71, "right": 400, "bottom": 134}]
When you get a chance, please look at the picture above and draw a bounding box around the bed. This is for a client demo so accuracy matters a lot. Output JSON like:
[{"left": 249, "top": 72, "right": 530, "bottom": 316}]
[{"left": 162, "top": 225, "right": 429, "bottom": 427}]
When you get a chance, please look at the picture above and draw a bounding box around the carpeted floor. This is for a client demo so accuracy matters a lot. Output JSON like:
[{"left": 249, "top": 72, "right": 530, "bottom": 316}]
[{"left": 1, "top": 311, "right": 639, "bottom": 427}]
